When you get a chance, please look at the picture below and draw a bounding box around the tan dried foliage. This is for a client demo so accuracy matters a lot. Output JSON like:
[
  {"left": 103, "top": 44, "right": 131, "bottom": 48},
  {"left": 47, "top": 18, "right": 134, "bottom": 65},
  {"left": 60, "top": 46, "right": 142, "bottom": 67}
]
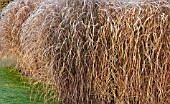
[{"left": 0, "top": 0, "right": 170, "bottom": 104}]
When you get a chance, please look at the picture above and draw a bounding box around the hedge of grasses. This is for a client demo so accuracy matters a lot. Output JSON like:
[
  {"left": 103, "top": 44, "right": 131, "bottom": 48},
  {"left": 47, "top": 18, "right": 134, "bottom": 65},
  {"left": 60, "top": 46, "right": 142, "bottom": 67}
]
[{"left": 0, "top": 0, "right": 170, "bottom": 104}]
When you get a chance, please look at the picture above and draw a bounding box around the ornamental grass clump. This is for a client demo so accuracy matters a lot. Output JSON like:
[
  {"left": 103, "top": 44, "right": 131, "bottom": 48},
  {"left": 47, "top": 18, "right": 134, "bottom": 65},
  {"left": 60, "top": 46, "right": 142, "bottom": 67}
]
[{"left": 0, "top": 0, "right": 170, "bottom": 104}]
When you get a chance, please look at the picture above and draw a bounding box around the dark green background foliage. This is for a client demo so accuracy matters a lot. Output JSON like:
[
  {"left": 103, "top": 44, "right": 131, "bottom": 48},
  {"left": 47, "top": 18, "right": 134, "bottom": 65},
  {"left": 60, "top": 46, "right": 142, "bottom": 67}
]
[{"left": 0, "top": 0, "right": 13, "bottom": 10}]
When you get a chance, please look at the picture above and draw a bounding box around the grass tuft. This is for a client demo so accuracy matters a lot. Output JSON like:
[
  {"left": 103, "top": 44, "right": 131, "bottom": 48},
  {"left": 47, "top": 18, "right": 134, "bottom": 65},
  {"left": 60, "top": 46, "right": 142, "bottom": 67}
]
[{"left": 0, "top": 0, "right": 170, "bottom": 103}]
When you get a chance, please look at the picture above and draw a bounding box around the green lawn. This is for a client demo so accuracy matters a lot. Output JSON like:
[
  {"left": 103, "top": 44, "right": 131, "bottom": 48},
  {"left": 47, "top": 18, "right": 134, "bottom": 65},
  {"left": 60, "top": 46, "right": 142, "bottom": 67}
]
[{"left": 0, "top": 67, "right": 44, "bottom": 104}]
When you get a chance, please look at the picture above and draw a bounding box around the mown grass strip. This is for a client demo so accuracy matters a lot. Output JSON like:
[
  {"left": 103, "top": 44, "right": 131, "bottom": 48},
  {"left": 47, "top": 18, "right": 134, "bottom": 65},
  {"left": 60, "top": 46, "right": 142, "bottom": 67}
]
[{"left": 0, "top": 67, "right": 44, "bottom": 104}]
